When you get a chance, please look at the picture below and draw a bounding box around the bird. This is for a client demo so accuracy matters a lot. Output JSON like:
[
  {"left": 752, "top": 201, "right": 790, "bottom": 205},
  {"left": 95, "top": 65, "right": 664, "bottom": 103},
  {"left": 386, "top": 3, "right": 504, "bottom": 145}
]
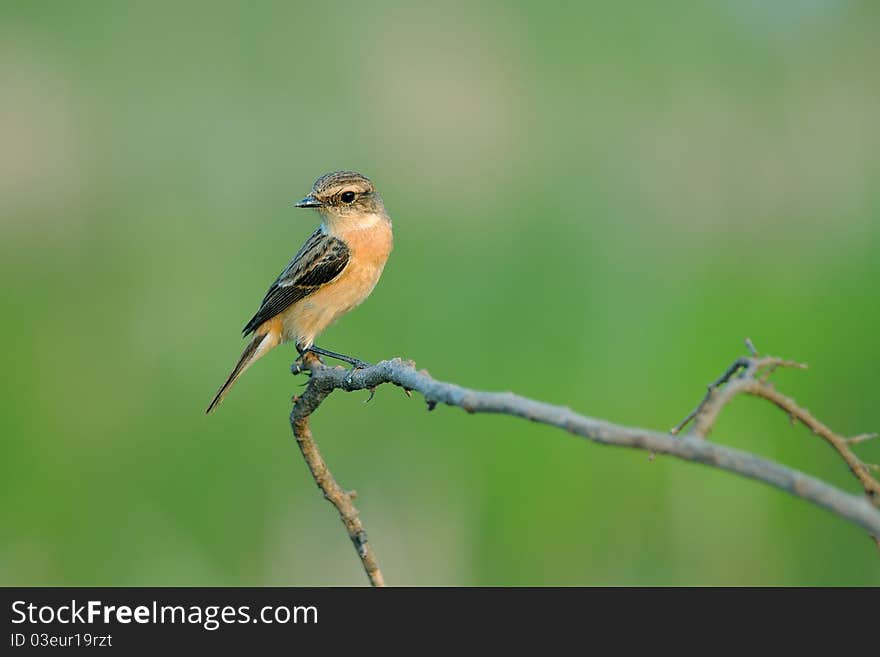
[{"left": 206, "top": 170, "right": 393, "bottom": 414}]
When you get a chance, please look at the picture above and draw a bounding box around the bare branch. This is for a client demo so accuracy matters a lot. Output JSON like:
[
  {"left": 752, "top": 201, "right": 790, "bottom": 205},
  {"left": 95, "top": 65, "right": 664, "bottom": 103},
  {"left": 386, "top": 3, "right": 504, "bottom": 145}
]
[
  {"left": 290, "top": 353, "right": 385, "bottom": 587},
  {"left": 671, "top": 342, "right": 878, "bottom": 503},
  {"left": 289, "top": 352, "right": 880, "bottom": 584},
  {"left": 670, "top": 357, "right": 749, "bottom": 436},
  {"left": 671, "top": 341, "right": 879, "bottom": 550},
  {"left": 741, "top": 381, "right": 880, "bottom": 502},
  {"left": 672, "top": 341, "right": 807, "bottom": 439}
]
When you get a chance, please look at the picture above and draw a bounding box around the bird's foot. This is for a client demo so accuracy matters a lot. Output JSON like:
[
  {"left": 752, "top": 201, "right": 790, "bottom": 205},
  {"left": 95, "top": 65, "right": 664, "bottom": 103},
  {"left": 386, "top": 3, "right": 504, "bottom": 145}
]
[{"left": 291, "top": 351, "right": 323, "bottom": 375}]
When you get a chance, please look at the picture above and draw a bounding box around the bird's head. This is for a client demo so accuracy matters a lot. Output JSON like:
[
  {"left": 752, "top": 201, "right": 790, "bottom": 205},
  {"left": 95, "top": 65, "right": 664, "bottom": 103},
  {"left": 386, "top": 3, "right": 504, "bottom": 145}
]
[{"left": 295, "top": 171, "right": 388, "bottom": 228}]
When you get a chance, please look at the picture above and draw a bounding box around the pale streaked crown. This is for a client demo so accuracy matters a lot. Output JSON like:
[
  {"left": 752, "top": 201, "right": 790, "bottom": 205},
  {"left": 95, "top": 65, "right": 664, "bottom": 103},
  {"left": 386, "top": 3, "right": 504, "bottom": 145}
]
[
  {"left": 313, "top": 170, "right": 375, "bottom": 198},
  {"left": 294, "top": 170, "right": 387, "bottom": 219}
]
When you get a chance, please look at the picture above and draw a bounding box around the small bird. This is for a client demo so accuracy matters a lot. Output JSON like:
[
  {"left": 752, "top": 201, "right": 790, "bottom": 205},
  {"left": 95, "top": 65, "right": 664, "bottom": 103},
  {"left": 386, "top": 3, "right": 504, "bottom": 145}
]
[{"left": 206, "top": 170, "right": 393, "bottom": 413}]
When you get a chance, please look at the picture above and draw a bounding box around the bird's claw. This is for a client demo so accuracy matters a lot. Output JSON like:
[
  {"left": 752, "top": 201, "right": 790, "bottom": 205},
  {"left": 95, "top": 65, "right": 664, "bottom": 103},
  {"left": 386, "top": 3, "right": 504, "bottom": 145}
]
[{"left": 291, "top": 360, "right": 316, "bottom": 376}]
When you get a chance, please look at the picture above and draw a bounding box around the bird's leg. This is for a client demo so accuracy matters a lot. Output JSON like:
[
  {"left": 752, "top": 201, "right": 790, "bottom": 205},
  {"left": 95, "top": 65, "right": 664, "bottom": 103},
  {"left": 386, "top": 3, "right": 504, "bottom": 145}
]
[{"left": 307, "top": 345, "right": 371, "bottom": 370}]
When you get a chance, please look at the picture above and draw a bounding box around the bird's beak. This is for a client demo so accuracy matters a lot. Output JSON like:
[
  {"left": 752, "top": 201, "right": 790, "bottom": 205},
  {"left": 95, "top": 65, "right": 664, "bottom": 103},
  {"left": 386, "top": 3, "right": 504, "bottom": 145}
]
[{"left": 294, "top": 195, "right": 323, "bottom": 209}]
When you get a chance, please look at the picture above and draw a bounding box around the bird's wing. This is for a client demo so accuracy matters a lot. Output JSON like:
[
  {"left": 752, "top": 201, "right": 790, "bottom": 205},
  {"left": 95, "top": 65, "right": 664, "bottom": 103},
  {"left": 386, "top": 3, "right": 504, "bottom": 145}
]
[{"left": 242, "top": 228, "right": 350, "bottom": 336}]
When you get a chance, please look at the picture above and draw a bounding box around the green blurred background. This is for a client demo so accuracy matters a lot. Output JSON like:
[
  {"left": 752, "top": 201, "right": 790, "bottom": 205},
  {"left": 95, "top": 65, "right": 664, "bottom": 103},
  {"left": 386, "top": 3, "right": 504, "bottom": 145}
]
[{"left": 2, "top": 0, "right": 879, "bottom": 586}]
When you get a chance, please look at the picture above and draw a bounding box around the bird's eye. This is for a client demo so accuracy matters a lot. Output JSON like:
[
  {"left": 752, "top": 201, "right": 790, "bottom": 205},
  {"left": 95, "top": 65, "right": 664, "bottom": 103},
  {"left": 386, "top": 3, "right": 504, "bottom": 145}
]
[{"left": 340, "top": 191, "right": 356, "bottom": 204}]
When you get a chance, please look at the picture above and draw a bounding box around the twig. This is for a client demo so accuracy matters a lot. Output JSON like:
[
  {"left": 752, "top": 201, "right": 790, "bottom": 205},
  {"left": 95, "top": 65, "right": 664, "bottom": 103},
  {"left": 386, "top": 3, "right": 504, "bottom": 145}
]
[
  {"left": 848, "top": 433, "right": 879, "bottom": 446},
  {"left": 671, "top": 340, "right": 879, "bottom": 548},
  {"left": 289, "top": 355, "right": 880, "bottom": 583},
  {"left": 671, "top": 348, "right": 807, "bottom": 438},
  {"left": 742, "top": 381, "right": 880, "bottom": 502},
  {"left": 290, "top": 353, "right": 385, "bottom": 587},
  {"left": 669, "top": 357, "right": 750, "bottom": 436}
]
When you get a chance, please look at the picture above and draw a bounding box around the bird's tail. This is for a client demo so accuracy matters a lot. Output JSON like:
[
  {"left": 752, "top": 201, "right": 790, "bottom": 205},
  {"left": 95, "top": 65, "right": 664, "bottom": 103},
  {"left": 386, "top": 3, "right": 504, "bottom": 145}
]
[{"left": 206, "top": 330, "right": 280, "bottom": 414}]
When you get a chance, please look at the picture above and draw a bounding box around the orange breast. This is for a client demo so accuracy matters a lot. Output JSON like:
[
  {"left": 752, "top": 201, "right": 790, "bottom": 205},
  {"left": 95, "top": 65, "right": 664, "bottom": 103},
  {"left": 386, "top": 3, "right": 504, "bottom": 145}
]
[{"left": 280, "top": 219, "right": 393, "bottom": 348}]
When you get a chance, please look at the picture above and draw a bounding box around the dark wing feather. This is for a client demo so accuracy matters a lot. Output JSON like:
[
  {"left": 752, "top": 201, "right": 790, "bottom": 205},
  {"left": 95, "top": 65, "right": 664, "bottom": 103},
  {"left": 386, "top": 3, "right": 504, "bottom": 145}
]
[{"left": 242, "top": 229, "right": 350, "bottom": 336}]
